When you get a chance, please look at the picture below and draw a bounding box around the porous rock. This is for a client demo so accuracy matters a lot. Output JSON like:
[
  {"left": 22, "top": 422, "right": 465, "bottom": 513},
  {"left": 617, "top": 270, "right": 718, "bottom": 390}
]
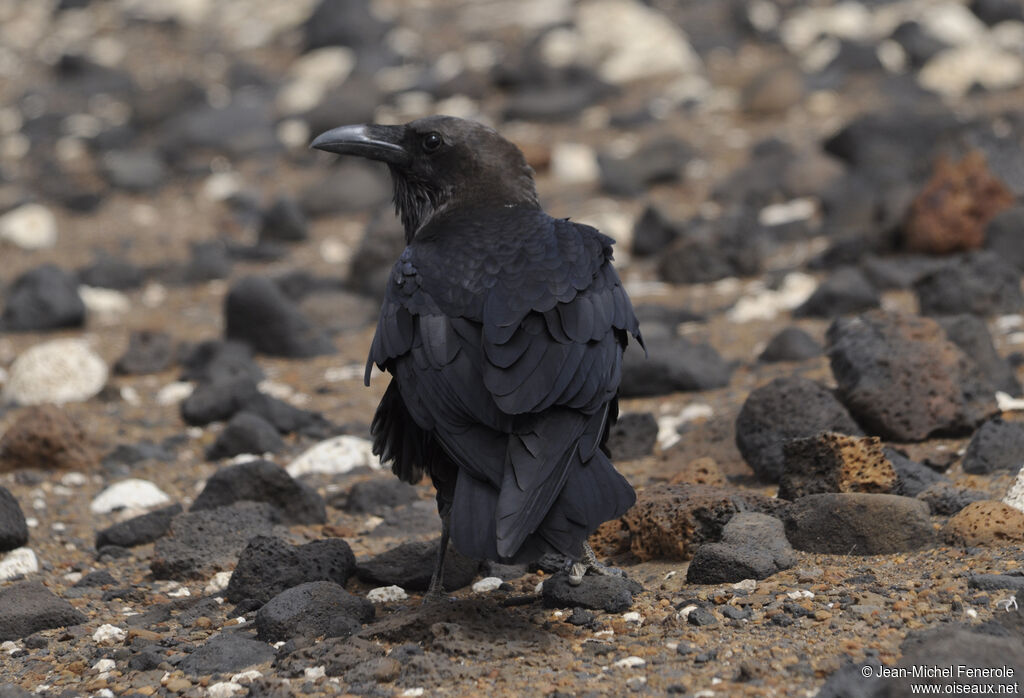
[
  {"left": 192, "top": 459, "right": 325, "bottom": 525},
  {"left": 686, "top": 512, "right": 796, "bottom": 584},
  {"left": 356, "top": 539, "right": 479, "bottom": 592},
  {"left": 0, "top": 405, "right": 99, "bottom": 473},
  {"left": 255, "top": 581, "right": 373, "bottom": 643},
  {"left": 541, "top": 572, "right": 642, "bottom": 613},
  {"left": 0, "top": 581, "right": 86, "bottom": 641},
  {"left": 226, "top": 535, "right": 356, "bottom": 604},
  {"left": 942, "top": 501, "right": 1024, "bottom": 547},
  {"left": 778, "top": 432, "right": 897, "bottom": 500},
  {"left": 783, "top": 493, "right": 936, "bottom": 554}
]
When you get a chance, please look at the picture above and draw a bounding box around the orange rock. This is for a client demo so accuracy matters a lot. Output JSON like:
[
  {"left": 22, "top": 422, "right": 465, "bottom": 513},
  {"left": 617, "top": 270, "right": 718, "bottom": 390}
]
[
  {"left": 669, "top": 457, "right": 728, "bottom": 487},
  {"left": 903, "top": 151, "right": 1015, "bottom": 254},
  {"left": 779, "top": 432, "right": 897, "bottom": 500},
  {"left": 942, "top": 500, "right": 1024, "bottom": 546},
  {"left": 0, "top": 405, "right": 99, "bottom": 472}
]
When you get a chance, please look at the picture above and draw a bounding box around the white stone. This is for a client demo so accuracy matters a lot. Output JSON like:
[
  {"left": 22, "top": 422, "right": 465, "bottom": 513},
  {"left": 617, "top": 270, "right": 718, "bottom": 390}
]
[
  {"left": 230, "top": 670, "right": 263, "bottom": 684},
  {"left": 575, "top": 0, "right": 701, "bottom": 84},
  {"left": 141, "top": 282, "right": 167, "bottom": 308},
  {"left": 919, "top": 2, "right": 987, "bottom": 46},
  {"left": 94, "top": 690, "right": 114, "bottom": 698},
  {"left": 400, "top": 689, "right": 426, "bottom": 698},
  {"left": 92, "top": 624, "right": 126, "bottom": 645},
  {"left": 471, "top": 577, "right": 503, "bottom": 594},
  {"left": 3, "top": 339, "right": 108, "bottom": 405},
  {"left": 781, "top": 3, "right": 874, "bottom": 53},
  {"left": 1, "top": 641, "right": 19, "bottom": 654},
  {"left": 286, "top": 435, "right": 381, "bottom": 477},
  {"left": 156, "top": 381, "right": 194, "bottom": 406},
  {"left": 0, "top": 548, "right": 38, "bottom": 580},
  {"left": 622, "top": 611, "right": 643, "bottom": 624},
  {"left": 276, "top": 47, "right": 355, "bottom": 115},
  {"left": 168, "top": 585, "right": 191, "bottom": 598},
  {"left": 78, "top": 286, "right": 131, "bottom": 323},
  {"left": 61, "top": 472, "right": 88, "bottom": 487},
  {"left": 758, "top": 198, "right": 816, "bottom": 227},
  {"left": 207, "top": 681, "right": 245, "bottom": 698},
  {"left": 0, "top": 203, "right": 57, "bottom": 250},
  {"left": 657, "top": 403, "right": 713, "bottom": 449},
  {"left": 919, "top": 45, "right": 1024, "bottom": 98},
  {"left": 90, "top": 479, "right": 171, "bottom": 514},
  {"left": 997, "top": 392, "right": 1024, "bottom": 411},
  {"left": 613, "top": 656, "right": 646, "bottom": 669},
  {"left": 367, "top": 585, "right": 407, "bottom": 603},
  {"left": 787, "top": 589, "right": 814, "bottom": 600},
  {"left": 550, "top": 142, "right": 599, "bottom": 184},
  {"left": 732, "top": 579, "right": 757, "bottom": 593},
  {"left": 1003, "top": 466, "right": 1024, "bottom": 514},
  {"left": 205, "top": 571, "right": 233, "bottom": 595},
  {"left": 202, "top": 172, "right": 244, "bottom": 201},
  {"left": 304, "top": 666, "right": 326, "bottom": 681},
  {"left": 92, "top": 658, "right": 116, "bottom": 673},
  {"left": 277, "top": 118, "right": 310, "bottom": 150},
  {"left": 727, "top": 272, "right": 817, "bottom": 322}
]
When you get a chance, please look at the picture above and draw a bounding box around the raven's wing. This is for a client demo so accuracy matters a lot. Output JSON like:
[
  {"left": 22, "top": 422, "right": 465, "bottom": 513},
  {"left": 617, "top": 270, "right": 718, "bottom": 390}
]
[{"left": 367, "top": 209, "right": 641, "bottom": 560}]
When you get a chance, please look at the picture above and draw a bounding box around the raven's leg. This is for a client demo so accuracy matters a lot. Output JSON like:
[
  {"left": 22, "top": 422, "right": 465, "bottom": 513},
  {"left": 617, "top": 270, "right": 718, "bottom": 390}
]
[
  {"left": 423, "top": 511, "right": 451, "bottom": 604},
  {"left": 567, "top": 542, "right": 617, "bottom": 585}
]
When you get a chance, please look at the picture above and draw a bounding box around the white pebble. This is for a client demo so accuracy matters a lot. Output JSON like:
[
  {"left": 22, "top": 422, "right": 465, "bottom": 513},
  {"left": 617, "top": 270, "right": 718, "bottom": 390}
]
[
  {"left": 758, "top": 198, "right": 816, "bottom": 227},
  {"left": 550, "top": 142, "right": 599, "bottom": 184},
  {"left": 60, "top": 472, "right": 88, "bottom": 487},
  {"left": 0, "top": 548, "right": 38, "bottom": 580},
  {"left": 92, "top": 658, "right": 116, "bottom": 673},
  {"left": 156, "top": 381, "right": 194, "bottom": 406},
  {"left": 732, "top": 579, "right": 757, "bottom": 593},
  {"left": 3, "top": 339, "right": 108, "bottom": 405},
  {"left": 677, "top": 604, "right": 698, "bottom": 622},
  {"left": 612, "top": 656, "right": 646, "bottom": 669},
  {"left": 1003, "top": 466, "right": 1024, "bottom": 514},
  {"left": 90, "top": 479, "right": 171, "bottom": 514},
  {"left": 207, "top": 681, "right": 245, "bottom": 698},
  {"left": 996, "top": 392, "right": 1024, "bottom": 412},
  {"left": 78, "top": 286, "right": 131, "bottom": 324},
  {"left": 401, "top": 689, "right": 425, "bottom": 698},
  {"left": 303, "top": 666, "right": 326, "bottom": 681},
  {"left": 1, "top": 641, "right": 19, "bottom": 654},
  {"left": 205, "top": 571, "right": 233, "bottom": 595},
  {"left": 167, "top": 586, "right": 191, "bottom": 598},
  {"left": 472, "top": 577, "right": 504, "bottom": 593},
  {"left": 0, "top": 203, "right": 57, "bottom": 249},
  {"left": 94, "top": 690, "right": 114, "bottom": 698},
  {"left": 230, "top": 670, "right": 263, "bottom": 684},
  {"left": 787, "top": 589, "right": 814, "bottom": 600},
  {"left": 286, "top": 435, "right": 381, "bottom": 477},
  {"left": 622, "top": 611, "right": 643, "bottom": 624},
  {"left": 367, "top": 585, "right": 408, "bottom": 603},
  {"left": 727, "top": 272, "right": 817, "bottom": 323},
  {"left": 92, "top": 624, "right": 126, "bottom": 645}
]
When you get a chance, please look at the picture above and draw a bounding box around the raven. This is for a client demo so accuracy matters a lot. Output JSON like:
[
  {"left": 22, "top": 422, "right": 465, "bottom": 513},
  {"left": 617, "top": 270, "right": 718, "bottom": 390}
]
[{"left": 312, "top": 116, "right": 643, "bottom": 597}]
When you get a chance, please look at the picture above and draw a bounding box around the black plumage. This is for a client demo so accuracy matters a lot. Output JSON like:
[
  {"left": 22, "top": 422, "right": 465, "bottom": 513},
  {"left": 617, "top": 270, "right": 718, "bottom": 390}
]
[{"left": 311, "top": 116, "right": 643, "bottom": 588}]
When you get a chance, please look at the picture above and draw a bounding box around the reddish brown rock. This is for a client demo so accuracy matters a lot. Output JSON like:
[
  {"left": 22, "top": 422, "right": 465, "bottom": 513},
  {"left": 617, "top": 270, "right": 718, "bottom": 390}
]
[
  {"left": 617, "top": 484, "right": 782, "bottom": 561},
  {"left": 668, "top": 457, "right": 728, "bottom": 487},
  {"left": 942, "top": 500, "right": 1024, "bottom": 547},
  {"left": 0, "top": 405, "right": 99, "bottom": 472},
  {"left": 778, "top": 432, "right": 897, "bottom": 500},
  {"left": 902, "top": 151, "right": 1015, "bottom": 254}
]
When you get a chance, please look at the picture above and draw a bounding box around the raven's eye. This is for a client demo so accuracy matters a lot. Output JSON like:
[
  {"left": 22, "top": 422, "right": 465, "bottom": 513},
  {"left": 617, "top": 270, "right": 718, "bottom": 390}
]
[{"left": 421, "top": 132, "right": 443, "bottom": 153}]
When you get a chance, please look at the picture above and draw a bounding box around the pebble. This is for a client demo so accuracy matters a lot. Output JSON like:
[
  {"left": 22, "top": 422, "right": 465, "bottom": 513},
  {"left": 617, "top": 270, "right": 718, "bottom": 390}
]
[
  {"left": 727, "top": 273, "right": 817, "bottom": 322},
  {"left": 0, "top": 487, "right": 28, "bottom": 552},
  {"left": 471, "top": 577, "right": 503, "bottom": 593},
  {"left": 367, "top": 585, "right": 408, "bottom": 603},
  {"left": 95, "top": 503, "right": 182, "bottom": 549},
  {"left": 962, "top": 418, "right": 1024, "bottom": 474},
  {"left": 357, "top": 539, "right": 479, "bottom": 592},
  {"left": 255, "top": 581, "right": 373, "bottom": 643},
  {"left": 0, "top": 405, "right": 99, "bottom": 473},
  {"left": 77, "top": 285, "right": 131, "bottom": 324},
  {"left": 226, "top": 535, "right": 355, "bottom": 604},
  {"left": 92, "top": 624, "right": 126, "bottom": 645},
  {"left": 0, "top": 548, "right": 39, "bottom": 581},
  {"left": 3, "top": 339, "right": 108, "bottom": 405},
  {"left": 286, "top": 435, "right": 381, "bottom": 477},
  {"left": 0, "top": 203, "right": 57, "bottom": 249},
  {"left": 90, "top": 479, "right": 171, "bottom": 515},
  {"left": 550, "top": 142, "right": 599, "bottom": 184},
  {"left": 192, "top": 459, "right": 325, "bottom": 525},
  {"left": 1, "top": 265, "right": 85, "bottom": 332},
  {"left": 0, "top": 581, "right": 86, "bottom": 641}
]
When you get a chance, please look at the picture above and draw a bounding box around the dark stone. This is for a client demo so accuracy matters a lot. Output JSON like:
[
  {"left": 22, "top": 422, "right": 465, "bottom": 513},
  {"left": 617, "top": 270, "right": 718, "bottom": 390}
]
[
  {"left": 205, "top": 412, "right": 286, "bottom": 459},
  {"left": 598, "top": 135, "right": 693, "bottom": 197},
  {"left": 860, "top": 254, "right": 946, "bottom": 290},
  {"left": 303, "top": 0, "right": 391, "bottom": 51},
  {"left": 735, "top": 377, "right": 863, "bottom": 482},
  {"left": 620, "top": 335, "right": 731, "bottom": 397},
  {"left": 179, "top": 633, "right": 276, "bottom": 677},
  {"left": 179, "top": 241, "right": 232, "bottom": 283},
  {"left": 303, "top": 77, "right": 380, "bottom": 138},
  {"left": 366, "top": 501, "right": 442, "bottom": 539},
  {"left": 226, "top": 535, "right": 356, "bottom": 604},
  {"left": 658, "top": 214, "right": 763, "bottom": 284},
  {"left": 794, "top": 267, "right": 880, "bottom": 318},
  {"left": 345, "top": 209, "right": 407, "bottom": 298},
  {"left": 686, "top": 607, "right": 718, "bottom": 626},
  {"left": 255, "top": 581, "right": 373, "bottom": 643},
  {"left": 541, "top": 572, "right": 642, "bottom": 613},
  {"left": 962, "top": 418, "right": 1024, "bottom": 474},
  {"left": 182, "top": 376, "right": 330, "bottom": 436},
  {"left": 78, "top": 255, "right": 145, "bottom": 290},
  {"left": 0, "top": 685, "right": 33, "bottom": 698},
  {"left": 686, "top": 513, "right": 796, "bottom": 584},
  {"left": 758, "top": 327, "right": 822, "bottom": 362},
  {"left": 95, "top": 503, "right": 182, "bottom": 549},
  {"left": 114, "top": 331, "right": 174, "bottom": 375},
  {"left": 567, "top": 608, "right": 595, "bottom": 626},
  {"left": 631, "top": 205, "right": 680, "bottom": 257},
  {"left": 192, "top": 459, "right": 326, "bottom": 525},
  {"left": 101, "top": 440, "right": 173, "bottom": 470},
  {"left": 970, "top": 0, "right": 1024, "bottom": 24},
  {"left": 341, "top": 478, "right": 419, "bottom": 514},
  {"left": 72, "top": 570, "right": 117, "bottom": 587},
  {"left": 940, "top": 315, "right": 1021, "bottom": 396},
  {"left": 0, "top": 264, "right": 85, "bottom": 331},
  {"left": 150, "top": 502, "right": 283, "bottom": 580},
  {"left": 916, "top": 482, "right": 988, "bottom": 516},
  {"left": 356, "top": 539, "right": 480, "bottom": 592},
  {"left": 101, "top": 149, "right": 167, "bottom": 192},
  {"left": 132, "top": 78, "right": 207, "bottom": 127},
  {"left": 225, "top": 276, "right": 334, "bottom": 358},
  {"left": 890, "top": 21, "right": 950, "bottom": 68},
  {"left": 783, "top": 493, "right": 936, "bottom": 554},
  {"left": 721, "top": 605, "right": 751, "bottom": 621},
  {"left": 985, "top": 206, "right": 1024, "bottom": 272},
  {"left": 504, "top": 77, "right": 612, "bottom": 123},
  {"left": 605, "top": 412, "right": 658, "bottom": 461},
  {"left": 914, "top": 251, "right": 1023, "bottom": 317},
  {"left": 827, "top": 310, "right": 998, "bottom": 441},
  {"left": 0, "top": 581, "right": 87, "bottom": 641},
  {"left": 161, "top": 93, "right": 279, "bottom": 160},
  {"left": 178, "top": 340, "right": 263, "bottom": 384},
  {"left": 885, "top": 448, "right": 945, "bottom": 497},
  {"left": 259, "top": 197, "right": 308, "bottom": 244},
  {"left": 967, "top": 574, "right": 1024, "bottom": 593},
  {"left": 300, "top": 162, "right": 391, "bottom": 218},
  {"left": 0, "top": 486, "right": 28, "bottom": 553}
]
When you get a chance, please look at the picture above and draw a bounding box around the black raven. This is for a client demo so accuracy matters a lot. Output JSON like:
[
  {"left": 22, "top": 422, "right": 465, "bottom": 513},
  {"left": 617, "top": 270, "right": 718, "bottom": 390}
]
[{"left": 311, "top": 116, "right": 643, "bottom": 597}]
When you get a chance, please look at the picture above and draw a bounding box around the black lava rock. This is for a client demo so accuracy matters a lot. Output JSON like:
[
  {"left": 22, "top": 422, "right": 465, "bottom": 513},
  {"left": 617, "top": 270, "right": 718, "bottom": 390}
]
[
  {"left": 300, "top": 162, "right": 391, "bottom": 218},
  {"left": 885, "top": 448, "right": 945, "bottom": 497},
  {"left": 605, "top": 412, "right": 659, "bottom": 461},
  {"left": 0, "top": 486, "right": 28, "bottom": 552},
  {"left": 356, "top": 539, "right": 480, "bottom": 592},
  {"left": 541, "top": 572, "right": 643, "bottom": 613},
  {"left": 940, "top": 314, "right": 1021, "bottom": 396},
  {"left": 192, "top": 459, "right": 326, "bottom": 525},
  {"left": 78, "top": 254, "right": 145, "bottom": 290},
  {"left": 179, "top": 340, "right": 263, "bottom": 384},
  {"left": 917, "top": 482, "right": 988, "bottom": 515},
  {"left": 657, "top": 215, "right": 763, "bottom": 284},
  {"left": 72, "top": 570, "right": 117, "bottom": 588},
  {"left": 114, "top": 330, "right": 174, "bottom": 375},
  {"left": 150, "top": 502, "right": 283, "bottom": 580},
  {"left": 178, "top": 241, "right": 232, "bottom": 283},
  {"left": 255, "top": 581, "right": 373, "bottom": 643},
  {"left": 598, "top": 135, "right": 693, "bottom": 197},
  {"left": 962, "top": 418, "right": 1024, "bottom": 474},
  {"left": 620, "top": 335, "right": 731, "bottom": 397},
  {"left": 970, "top": 0, "right": 1024, "bottom": 24},
  {"left": 783, "top": 493, "right": 936, "bottom": 554},
  {"left": 179, "top": 633, "right": 276, "bottom": 676},
  {"left": 346, "top": 208, "right": 407, "bottom": 298},
  {"left": 735, "top": 377, "right": 863, "bottom": 482},
  {"left": 161, "top": 93, "right": 279, "bottom": 160},
  {"left": 101, "top": 149, "right": 167, "bottom": 192},
  {"left": 225, "top": 276, "right": 335, "bottom": 358},
  {"left": 340, "top": 478, "right": 419, "bottom": 514},
  {"left": 205, "top": 412, "right": 285, "bottom": 459},
  {"left": 259, "top": 197, "right": 308, "bottom": 244},
  {"left": 985, "top": 206, "right": 1024, "bottom": 272},
  {"left": 0, "top": 581, "right": 87, "bottom": 641},
  {"left": 95, "top": 503, "right": 182, "bottom": 549},
  {"left": 686, "top": 512, "right": 796, "bottom": 584},
  {"left": 794, "top": 267, "right": 880, "bottom": 318},
  {"left": 181, "top": 376, "right": 328, "bottom": 437},
  {"left": 890, "top": 21, "right": 949, "bottom": 69},
  {"left": 632, "top": 205, "right": 680, "bottom": 257},
  {"left": 1, "top": 264, "right": 85, "bottom": 331},
  {"left": 914, "top": 251, "right": 1023, "bottom": 317},
  {"left": 226, "top": 535, "right": 356, "bottom": 604},
  {"left": 303, "top": 0, "right": 391, "bottom": 51},
  {"left": 758, "top": 327, "right": 823, "bottom": 362}
]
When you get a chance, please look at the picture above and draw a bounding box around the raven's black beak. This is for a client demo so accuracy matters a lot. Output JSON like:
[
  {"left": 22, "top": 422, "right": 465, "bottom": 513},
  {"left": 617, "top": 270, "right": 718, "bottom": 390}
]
[{"left": 310, "top": 124, "right": 409, "bottom": 166}]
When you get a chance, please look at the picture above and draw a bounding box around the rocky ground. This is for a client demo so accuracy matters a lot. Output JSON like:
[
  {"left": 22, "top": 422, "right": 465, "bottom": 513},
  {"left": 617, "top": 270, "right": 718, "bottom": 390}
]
[{"left": 1, "top": 0, "right": 1024, "bottom": 696}]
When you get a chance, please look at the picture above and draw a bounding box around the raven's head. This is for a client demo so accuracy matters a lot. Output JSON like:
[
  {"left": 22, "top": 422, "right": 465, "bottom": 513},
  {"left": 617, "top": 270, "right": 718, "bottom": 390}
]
[{"left": 311, "top": 115, "right": 539, "bottom": 242}]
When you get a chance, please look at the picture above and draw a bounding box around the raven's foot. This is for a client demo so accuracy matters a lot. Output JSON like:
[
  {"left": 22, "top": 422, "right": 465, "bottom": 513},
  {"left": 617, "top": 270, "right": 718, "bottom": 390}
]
[{"left": 567, "top": 543, "right": 620, "bottom": 586}]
